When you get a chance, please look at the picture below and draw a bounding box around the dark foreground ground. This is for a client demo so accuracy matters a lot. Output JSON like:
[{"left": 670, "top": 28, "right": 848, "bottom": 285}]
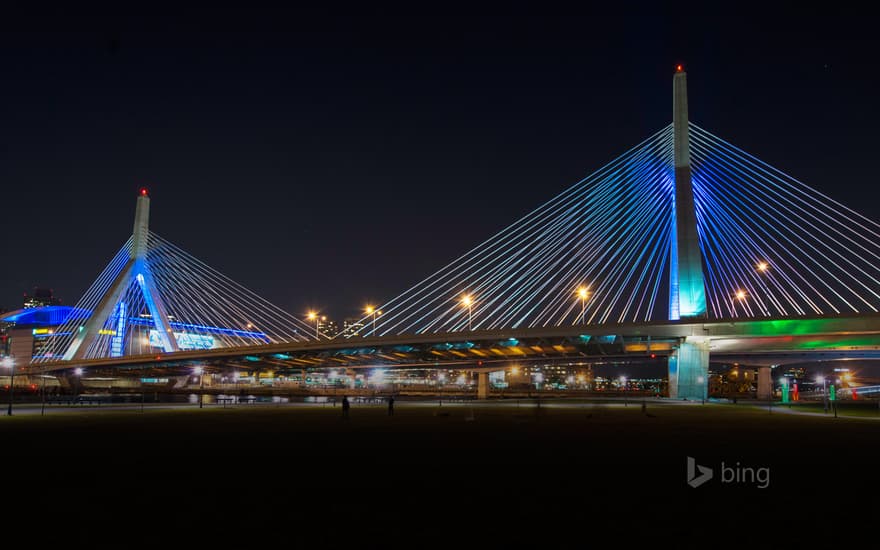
[{"left": 3, "top": 400, "right": 878, "bottom": 547}]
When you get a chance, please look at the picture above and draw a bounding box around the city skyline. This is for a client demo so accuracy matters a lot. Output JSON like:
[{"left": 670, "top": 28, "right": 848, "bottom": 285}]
[{"left": 2, "top": 13, "right": 880, "bottom": 319}]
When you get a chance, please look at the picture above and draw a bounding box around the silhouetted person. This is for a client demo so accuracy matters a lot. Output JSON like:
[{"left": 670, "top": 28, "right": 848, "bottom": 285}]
[
  {"left": 388, "top": 395, "right": 395, "bottom": 416},
  {"left": 342, "top": 396, "right": 350, "bottom": 418}
]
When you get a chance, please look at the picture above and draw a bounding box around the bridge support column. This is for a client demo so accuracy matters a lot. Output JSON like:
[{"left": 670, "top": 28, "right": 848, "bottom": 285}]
[
  {"left": 756, "top": 366, "right": 772, "bottom": 400},
  {"left": 477, "top": 372, "right": 489, "bottom": 400},
  {"left": 668, "top": 337, "right": 709, "bottom": 401}
]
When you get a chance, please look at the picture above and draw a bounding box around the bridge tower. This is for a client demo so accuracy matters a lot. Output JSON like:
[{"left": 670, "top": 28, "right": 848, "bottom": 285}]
[
  {"left": 63, "top": 190, "right": 179, "bottom": 360},
  {"left": 668, "top": 65, "right": 709, "bottom": 400}
]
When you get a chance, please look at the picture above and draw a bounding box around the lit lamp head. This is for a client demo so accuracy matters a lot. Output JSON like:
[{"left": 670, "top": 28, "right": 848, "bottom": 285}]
[
  {"left": 307, "top": 311, "right": 317, "bottom": 321},
  {"left": 757, "top": 261, "right": 769, "bottom": 272},
  {"left": 365, "top": 306, "right": 375, "bottom": 315},
  {"left": 735, "top": 290, "right": 747, "bottom": 300},
  {"left": 577, "top": 286, "right": 589, "bottom": 300},
  {"left": 461, "top": 295, "right": 472, "bottom": 307}
]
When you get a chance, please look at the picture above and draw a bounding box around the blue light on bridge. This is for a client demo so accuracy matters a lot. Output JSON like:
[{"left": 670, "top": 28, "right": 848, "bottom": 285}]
[
  {"left": 149, "top": 330, "right": 215, "bottom": 350},
  {"left": 132, "top": 317, "right": 268, "bottom": 340}
]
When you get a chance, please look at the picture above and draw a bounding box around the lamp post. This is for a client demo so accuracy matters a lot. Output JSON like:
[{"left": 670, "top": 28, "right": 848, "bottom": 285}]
[
  {"left": 365, "top": 306, "right": 382, "bottom": 336},
  {"left": 4, "top": 357, "right": 14, "bottom": 416},
  {"left": 816, "top": 375, "right": 828, "bottom": 414},
  {"left": 620, "top": 375, "right": 627, "bottom": 407},
  {"left": 576, "top": 286, "right": 590, "bottom": 324},
  {"left": 733, "top": 290, "right": 747, "bottom": 316},
  {"left": 194, "top": 366, "right": 204, "bottom": 409},
  {"left": 39, "top": 329, "right": 57, "bottom": 416},
  {"left": 74, "top": 367, "right": 83, "bottom": 403},
  {"left": 756, "top": 261, "right": 772, "bottom": 316},
  {"left": 307, "top": 311, "right": 321, "bottom": 340},
  {"left": 461, "top": 295, "right": 473, "bottom": 331}
]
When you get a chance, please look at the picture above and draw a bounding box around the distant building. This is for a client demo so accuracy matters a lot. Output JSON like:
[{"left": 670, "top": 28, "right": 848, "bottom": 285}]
[
  {"left": 318, "top": 318, "right": 338, "bottom": 338},
  {"left": 342, "top": 318, "right": 364, "bottom": 338},
  {"left": 23, "top": 288, "right": 61, "bottom": 309}
]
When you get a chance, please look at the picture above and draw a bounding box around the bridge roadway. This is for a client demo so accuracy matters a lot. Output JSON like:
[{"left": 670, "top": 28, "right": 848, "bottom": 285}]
[{"left": 24, "top": 313, "right": 880, "bottom": 376}]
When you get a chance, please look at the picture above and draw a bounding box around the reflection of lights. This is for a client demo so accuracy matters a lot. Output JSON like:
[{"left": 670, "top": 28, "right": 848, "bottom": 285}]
[{"left": 193, "top": 366, "right": 203, "bottom": 374}]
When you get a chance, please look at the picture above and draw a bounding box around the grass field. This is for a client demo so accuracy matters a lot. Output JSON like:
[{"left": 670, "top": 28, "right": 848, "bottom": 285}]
[{"left": 3, "top": 400, "right": 877, "bottom": 545}]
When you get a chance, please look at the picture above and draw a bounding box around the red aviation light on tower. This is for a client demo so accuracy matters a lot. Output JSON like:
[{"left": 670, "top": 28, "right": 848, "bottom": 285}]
[
  {"left": 676, "top": 64, "right": 684, "bottom": 73},
  {"left": 140, "top": 188, "right": 149, "bottom": 197}
]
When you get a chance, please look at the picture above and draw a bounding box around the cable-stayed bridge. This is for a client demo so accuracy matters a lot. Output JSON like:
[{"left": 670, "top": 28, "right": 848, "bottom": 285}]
[{"left": 11, "top": 67, "right": 880, "bottom": 400}]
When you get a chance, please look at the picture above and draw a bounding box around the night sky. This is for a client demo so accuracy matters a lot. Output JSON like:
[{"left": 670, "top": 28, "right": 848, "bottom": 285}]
[{"left": 3, "top": 13, "right": 879, "bottom": 322}]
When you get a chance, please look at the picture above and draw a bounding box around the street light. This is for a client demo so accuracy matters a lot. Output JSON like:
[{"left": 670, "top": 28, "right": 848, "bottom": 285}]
[
  {"left": 307, "top": 311, "right": 321, "bottom": 340},
  {"left": 620, "top": 375, "right": 627, "bottom": 407},
  {"left": 365, "top": 306, "right": 382, "bottom": 336},
  {"left": 816, "top": 375, "right": 828, "bottom": 413},
  {"left": 576, "top": 286, "right": 590, "bottom": 324},
  {"left": 73, "top": 367, "right": 83, "bottom": 403},
  {"left": 732, "top": 290, "right": 747, "bottom": 316},
  {"left": 41, "top": 330, "right": 54, "bottom": 416},
  {"left": 460, "top": 295, "right": 473, "bottom": 331},
  {"left": 3, "top": 357, "right": 14, "bottom": 416},
  {"left": 194, "top": 366, "right": 204, "bottom": 409},
  {"left": 755, "top": 261, "right": 773, "bottom": 316}
]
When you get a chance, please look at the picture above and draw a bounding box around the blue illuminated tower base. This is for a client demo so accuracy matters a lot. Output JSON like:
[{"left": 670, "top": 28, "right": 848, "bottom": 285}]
[{"left": 668, "top": 337, "right": 709, "bottom": 401}]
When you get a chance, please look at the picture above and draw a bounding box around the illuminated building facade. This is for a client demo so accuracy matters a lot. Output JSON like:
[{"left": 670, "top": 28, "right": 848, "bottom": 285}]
[{"left": 23, "top": 288, "right": 61, "bottom": 309}]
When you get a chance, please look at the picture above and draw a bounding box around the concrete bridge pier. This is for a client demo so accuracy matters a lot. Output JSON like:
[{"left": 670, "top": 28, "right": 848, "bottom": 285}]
[
  {"left": 756, "top": 366, "right": 772, "bottom": 400},
  {"left": 57, "top": 373, "right": 84, "bottom": 394},
  {"left": 477, "top": 372, "right": 489, "bottom": 399},
  {"left": 668, "top": 336, "right": 709, "bottom": 401}
]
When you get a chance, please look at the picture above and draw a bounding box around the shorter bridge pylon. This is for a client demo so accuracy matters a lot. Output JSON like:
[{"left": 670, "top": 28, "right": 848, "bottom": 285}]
[{"left": 41, "top": 190, "right": 317, "bottom": 364}]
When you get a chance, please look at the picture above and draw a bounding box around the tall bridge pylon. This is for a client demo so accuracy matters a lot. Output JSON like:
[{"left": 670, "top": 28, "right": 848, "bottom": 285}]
[
  {"left": 670, "top": 65, "right": 708, "bottom": 321},
  {"left": 360, "top": 66, "right": 880, "bottom": 400}
]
